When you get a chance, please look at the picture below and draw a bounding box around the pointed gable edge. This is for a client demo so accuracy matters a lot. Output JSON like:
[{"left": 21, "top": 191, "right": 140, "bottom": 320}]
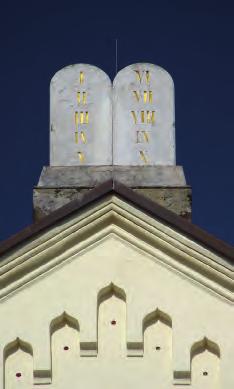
[{"left": 0, "top": 180, "right": 233, "bottom": 265}]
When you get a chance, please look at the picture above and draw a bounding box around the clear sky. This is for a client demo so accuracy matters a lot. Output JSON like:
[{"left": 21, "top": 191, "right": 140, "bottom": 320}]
[{"left": 0, "top": 0, "right": 233, "bottom": 246}]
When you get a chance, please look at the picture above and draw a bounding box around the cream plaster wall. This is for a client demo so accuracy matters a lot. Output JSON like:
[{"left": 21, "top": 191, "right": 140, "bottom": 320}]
[{"left": 0, "top": 197, "right": 233, "bottom": 388}]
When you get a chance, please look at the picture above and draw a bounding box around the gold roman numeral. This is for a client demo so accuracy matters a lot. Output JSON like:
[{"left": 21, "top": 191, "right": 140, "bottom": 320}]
[
  {"left": 77, "top": 151, "right": 85, "bottom": 162},
  {"left": 146, "top": 110, "right": 155, "bottom": 124},
  {"left": 133, "top": 91, "right": 153, "bottom": 103},
  {"left": 136, "top": 131, "right": 150, "bottom": 143},
  {"left": 131, "top": 110, "right": 155, "bottom": 124},
  {"left": 139, "top": 150, "right": 148, "bottom": 164},
  {"left": 134, "top": 70, "right": 150, "bottom": 84},
  {"left": 79, "top": 71, "right": 84, "bottom": 84},
  {"left": 75, "top": 131, "right": 87, "bottom": 144},
  {"left": 134, "top": 70, "right": 143, "bottom": 83},
  {"left": 77, "top": 91, "right": 87, "bottom": 104},
  {"left": 133, "top": 91, "right": 140, "bottom": 102},
  {"left": 131, "top": 111, "right": 137, "bottom": 124},
  {"left": 145, "top": 70, "right": 150, "bottom": 84},
  {"left": 75, "top": 111, "right": 89, "bottom": 126},
  {"left": 75, "top": 111, "right": 79, "bottom": 128}
]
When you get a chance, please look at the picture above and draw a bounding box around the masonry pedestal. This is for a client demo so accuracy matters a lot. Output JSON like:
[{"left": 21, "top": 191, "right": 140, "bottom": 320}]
[{"left": 33, "top": 166, "right": 192, "bottom": 221}]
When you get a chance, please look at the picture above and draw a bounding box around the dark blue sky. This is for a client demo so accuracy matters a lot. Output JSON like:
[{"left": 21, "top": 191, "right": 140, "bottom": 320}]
[{"left": 0, "top": 0, "right": 233, "bottom": 246}]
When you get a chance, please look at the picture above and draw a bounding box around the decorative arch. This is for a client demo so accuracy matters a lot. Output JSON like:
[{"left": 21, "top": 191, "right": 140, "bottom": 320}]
[
  {"left": 143, "top": 308, "right": 172, "bottom": 333},
  {"left": 191, "top": 337, "right": 220, "bottom": 360},
  {"left": 4, "top": 337, "right": 33, "bottom": 360},
  {"left": 4, "top": 338, "right": 33, "bottom": 389},
  {"left": 97, "top": 282, "right": 126, "bottom": 305},
  {"left": 50, "top": 312, "right": 80, "bottom": 380},
  {"left": 191, "top": 337, "right": 220, "bottom": 388},
  {"left": 50, "top": 311, "right": 80, "bottom": 335},
  {"left": 143, "top": 308, "right": 172, "bottom": 359},
  {"left": 97, "top": 283, "right": 126, "bottom": 357}
]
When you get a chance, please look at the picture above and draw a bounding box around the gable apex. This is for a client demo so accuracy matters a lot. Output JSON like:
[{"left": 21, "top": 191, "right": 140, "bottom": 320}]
[
  {"left": 0, "top": 181, "right": 232, "bottom": 303},
  {"left": 0, "top": 180, "right": 233, "bottom": 264}
]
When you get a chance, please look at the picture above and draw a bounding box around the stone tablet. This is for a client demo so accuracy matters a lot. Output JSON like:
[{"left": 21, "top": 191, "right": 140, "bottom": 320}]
[
  {"left": 113, "top": 63, "right": 175, "bottom": 165},
  {"left": 50, "top": 64, "right": 112, "bottom": 166}
]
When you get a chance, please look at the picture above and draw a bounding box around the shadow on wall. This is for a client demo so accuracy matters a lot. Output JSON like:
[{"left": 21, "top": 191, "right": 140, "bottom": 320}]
[{"left": 4, "top": 284, "right": 220, "bottom": 389}]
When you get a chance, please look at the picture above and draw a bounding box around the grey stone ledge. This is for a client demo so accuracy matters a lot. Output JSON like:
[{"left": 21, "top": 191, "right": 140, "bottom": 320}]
[{"left": 37, "top": 165, "right": 187, "bottom": 188}]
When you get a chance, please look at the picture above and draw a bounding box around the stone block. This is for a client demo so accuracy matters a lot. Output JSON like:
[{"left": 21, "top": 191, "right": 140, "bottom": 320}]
[
  {"left": 34, "top": 165, "right": 191, "bottom": 221},
  {"left": 37, "top": 166, "right": 186, "bottom": 188},
  {"left": 33, "top": 188, "right": 92, "bottom": 221},
  {"left": 33, "top": 186, "right": 191, "bottom": 222},
  {"left": 50, "top": 64, "right": 112, "bottom": 166},
  {"left": 113, "top": 63, "right": 175, "bottom": 165},
  {"left": 133, "top": 187, "right": 192, "bottom": 220}
]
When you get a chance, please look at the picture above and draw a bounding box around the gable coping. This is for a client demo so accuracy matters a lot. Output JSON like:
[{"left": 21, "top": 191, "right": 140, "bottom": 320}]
[{"left": 0, "top": 180, "right": 233, "bottom": 264}]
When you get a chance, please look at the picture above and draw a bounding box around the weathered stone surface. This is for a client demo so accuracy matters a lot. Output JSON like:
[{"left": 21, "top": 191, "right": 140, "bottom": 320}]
[
  {"left": 33, "top": 186, "right": 191, "bottom": 221},
  {"left": 33, "top": 188, "right": 92, "bottom": 220},
  {"left": 113, "top": 166, "right": 185, "bottom": 187},
  {"left": 133, "top": 188, "right": 192, "bottom": 220},
  {"left": 113, "top": 63, "right": 175, "bottom": 165},
  {"left": 34, "top": 63, "right": 191, "bottom": 222},
  {"left": 50, "top": 64, "right": 112, "bottom": 166},
  {"left": 38, "top": 166, "right": 186, "bottom": 188}
]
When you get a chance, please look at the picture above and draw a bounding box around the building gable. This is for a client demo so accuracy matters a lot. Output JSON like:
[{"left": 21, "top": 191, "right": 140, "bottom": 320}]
[{"left": 0, "top": 188, "right": 233, "bottom": 388}]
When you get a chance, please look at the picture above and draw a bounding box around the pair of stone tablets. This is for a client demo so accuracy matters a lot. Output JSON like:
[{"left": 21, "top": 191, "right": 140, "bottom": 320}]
[{"left": 50, "top": 63, "right": 175, "bottom": 166}]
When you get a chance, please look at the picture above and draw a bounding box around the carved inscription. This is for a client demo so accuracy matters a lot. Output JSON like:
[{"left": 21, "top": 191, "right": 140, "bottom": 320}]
[
  {"left": 113, "top": 63, "right": 175, "bottom": 165},
  {"left": 133, "top": 91, "right": 153, "bottom": 103},
  {"left": 130, "top": 69, "right": 155, "bottom": 163},
  {"left": 50, "top": 63, "right": 174, "bottom": 166},
  {"left": 77, "top": 91, "right": 87, "bottom": 104},
  {"left": 79, "top": 71, "right": 84, "bottom": 84},
  {"left": 74, "top": 72, "right": 88, "bottom": 162},
  {"left": 131, "top": 110, "right": 155, "bottom": 124},
  {"left": 136, "top": 131, "right": 149, "bottom": 143},
  {"left": 134, "top": 70, "right": 150, "bottom": 84},
  {"left": 50, "top": 64, "right": 112, "bottom": 166}
]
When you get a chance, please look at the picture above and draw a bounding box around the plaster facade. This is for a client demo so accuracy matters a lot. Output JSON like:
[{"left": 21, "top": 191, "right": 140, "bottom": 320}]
[
  {"left": 0, "top": 195, "right": 233, "bottom": 389},
  {"left": 1, "top": 61, "right": 233, "bottom": 389}
]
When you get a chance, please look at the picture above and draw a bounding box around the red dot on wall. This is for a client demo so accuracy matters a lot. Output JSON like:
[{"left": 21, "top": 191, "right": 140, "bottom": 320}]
[
  {"left": 16, "top": 372, "right": 22, "bottom": 378},
  {"left": 111, "top": 320, "right": 117, "bottom": 325}
]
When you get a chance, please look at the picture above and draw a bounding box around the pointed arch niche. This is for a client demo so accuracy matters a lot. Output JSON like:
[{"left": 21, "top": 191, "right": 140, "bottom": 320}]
[
  {"left": 4, "top": 338, "right": 33, "bottom": 389},
  {"left": 143, "top": 308, "right": 172, "bottom": 360},
  {"left": 97, "top": 283, "right": 126, "bottom": 358},
  {"left": 191, "top": 337, "right": 220, "bottom": 389},
  {"left": 50, "top": 312, "right": 80, "bottom": 383}
]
